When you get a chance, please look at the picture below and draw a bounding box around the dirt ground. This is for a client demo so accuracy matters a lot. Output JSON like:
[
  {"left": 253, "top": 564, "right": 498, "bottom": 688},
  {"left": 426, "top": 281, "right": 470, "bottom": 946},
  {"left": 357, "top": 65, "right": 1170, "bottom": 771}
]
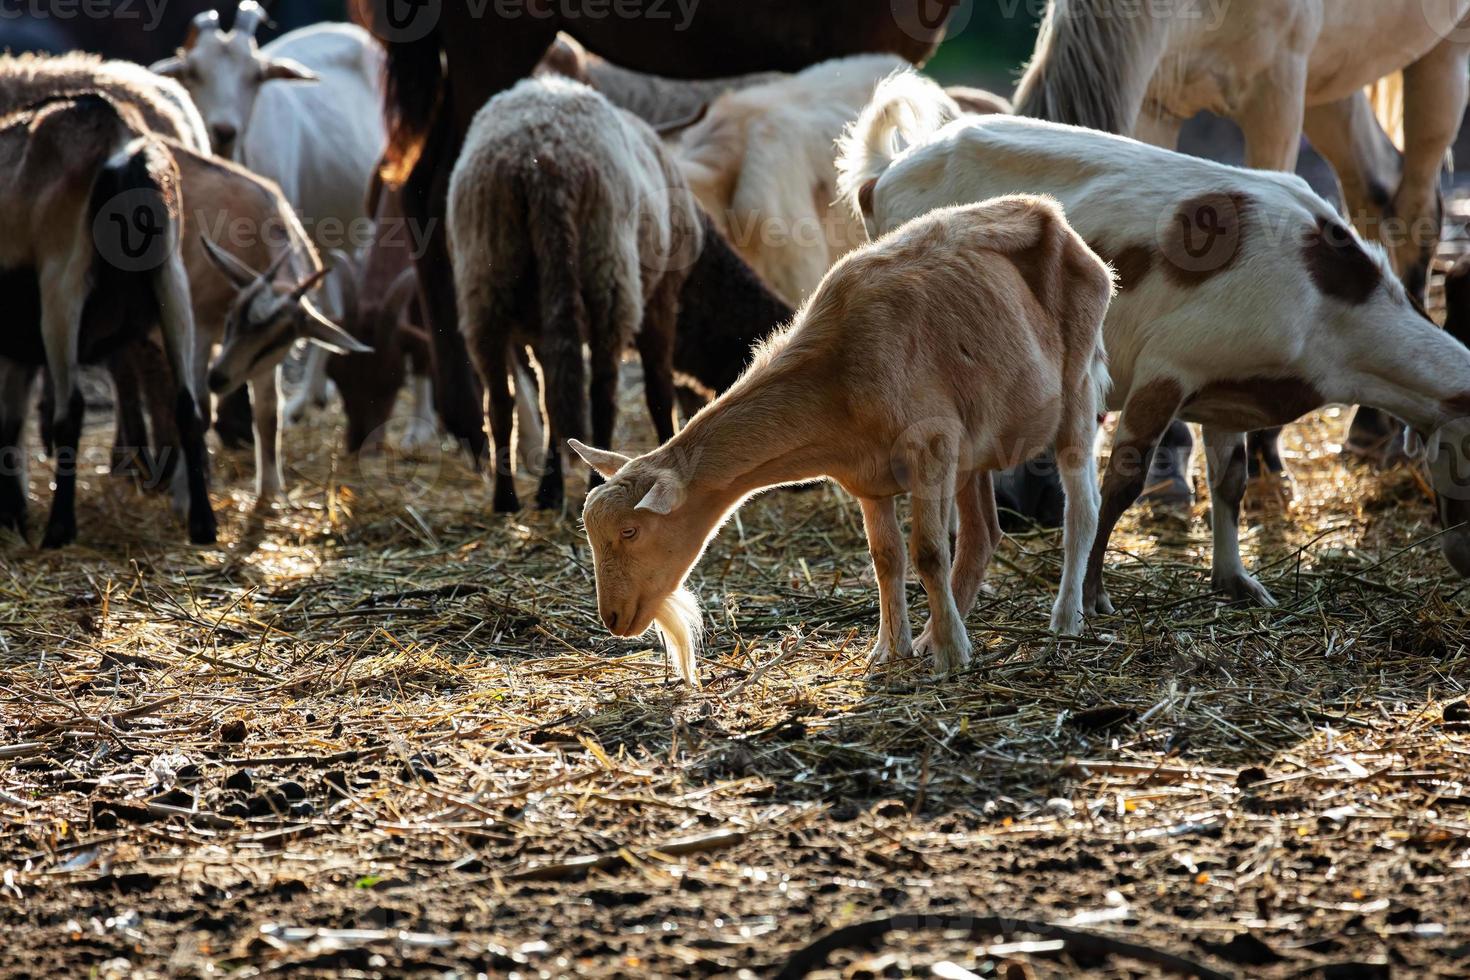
[{"left": 4, "top": 257, "right": 1470, "bottom": 977}]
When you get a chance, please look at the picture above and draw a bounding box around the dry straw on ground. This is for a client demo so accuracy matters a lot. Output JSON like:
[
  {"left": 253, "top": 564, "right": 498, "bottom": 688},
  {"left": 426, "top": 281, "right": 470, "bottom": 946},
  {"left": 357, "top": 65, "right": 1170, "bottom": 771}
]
[{"left": 3, "top": 232, "right": 1470, "bottom": 978}]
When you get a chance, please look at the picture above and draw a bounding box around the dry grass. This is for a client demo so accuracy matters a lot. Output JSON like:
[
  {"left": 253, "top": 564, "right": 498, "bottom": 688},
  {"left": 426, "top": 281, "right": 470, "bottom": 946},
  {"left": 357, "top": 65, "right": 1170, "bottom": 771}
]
[{"left": 3, "top": 258, "right": 1470, "bottom": 978}]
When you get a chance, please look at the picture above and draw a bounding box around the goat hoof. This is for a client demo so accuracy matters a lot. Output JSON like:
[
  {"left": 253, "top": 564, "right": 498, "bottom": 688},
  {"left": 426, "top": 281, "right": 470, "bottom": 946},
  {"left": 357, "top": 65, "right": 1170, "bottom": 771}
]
[
  {"left": 866, "top": 636, "right": 912, "bottom": 672},
  {"left": 536, "top": 476, "right": 565, "bottom": 512},
  {"left": 493, "top": 488, "right": 522, "bottom": 514},
  {"left": 252, "top": 494, "right": 282, "bottom": 514},
  {"left": 1083, "top": 587, "right": 1114, "bottom": 617},
  {"left": 189, "top": 508, "right": 219, "bottom": 545},
  {"left": 1213, "top": 572, "right": 1276, "bottom": 607},
  {"left": 915, "top": 628, "right": 971, "bottom": 675},
  {"left": 1049, "top": 603, "right": 1084, "bottom": 636},
  {"left": 41, "top": 519, "right": 76, "bottom": 550}
]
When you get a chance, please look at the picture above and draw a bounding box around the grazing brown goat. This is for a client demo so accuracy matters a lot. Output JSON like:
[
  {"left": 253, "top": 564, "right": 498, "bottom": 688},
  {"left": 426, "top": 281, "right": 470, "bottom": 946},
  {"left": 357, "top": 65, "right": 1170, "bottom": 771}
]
[{"left": 572, "top": 196, "right": 1112, "bottom": 685}]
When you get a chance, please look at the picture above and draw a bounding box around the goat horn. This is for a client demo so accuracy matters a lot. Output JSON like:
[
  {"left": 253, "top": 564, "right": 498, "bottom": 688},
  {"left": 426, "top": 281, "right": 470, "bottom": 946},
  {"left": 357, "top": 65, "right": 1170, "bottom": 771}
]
[
  {"left": 183, "top": 9, "right": 219, "bottom": 49},
  {"left": 289, "top": 267, "right": 331, "bottom": 302},
  {"left": 233, "top": 1, "right": 268, "bottom": 38}
]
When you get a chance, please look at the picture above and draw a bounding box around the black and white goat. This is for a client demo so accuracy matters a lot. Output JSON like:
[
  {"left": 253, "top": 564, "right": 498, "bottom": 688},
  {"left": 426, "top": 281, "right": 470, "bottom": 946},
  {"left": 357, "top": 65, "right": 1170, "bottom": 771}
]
[{"left": 0, "top": 94, "right": 215, "bottom": 547}]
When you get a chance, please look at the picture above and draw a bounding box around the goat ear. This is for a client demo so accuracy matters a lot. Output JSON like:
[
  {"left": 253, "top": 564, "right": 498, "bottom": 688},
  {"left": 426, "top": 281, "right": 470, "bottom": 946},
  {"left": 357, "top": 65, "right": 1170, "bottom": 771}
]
[
  {"left": 568, "top": 439, "right": 630, "bottom": 479},
  {"left": 200, "top": 235, "right": 259, "bottom": 289},
  {"left": 1406, "top": 427, "right": 1441, "bottom": 464},
  {"left": 260, "top": 57, "right": 319, "bottom": 83},
  {"left": 635, "top": 474, "right": 684, "bottom": 515},
  {"left": 298, "top": 302, "right": 372, "bottom": 355},
  {"left": 151, "top": 56, "right": 186, "bottom": 79}
]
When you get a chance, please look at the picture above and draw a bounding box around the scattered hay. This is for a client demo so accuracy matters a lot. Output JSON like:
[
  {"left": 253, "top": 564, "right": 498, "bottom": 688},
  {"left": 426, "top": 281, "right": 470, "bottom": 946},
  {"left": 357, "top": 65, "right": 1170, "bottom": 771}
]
[{"left": 2, "top": 251, "right": 1470, "bottom": 979}]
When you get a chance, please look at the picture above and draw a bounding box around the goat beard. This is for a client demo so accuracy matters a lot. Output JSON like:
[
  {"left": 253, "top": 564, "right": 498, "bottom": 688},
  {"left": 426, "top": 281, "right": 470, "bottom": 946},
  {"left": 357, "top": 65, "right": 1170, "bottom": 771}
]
[{"left": 652, "top": 586, "right": 703, "bottom": 688}]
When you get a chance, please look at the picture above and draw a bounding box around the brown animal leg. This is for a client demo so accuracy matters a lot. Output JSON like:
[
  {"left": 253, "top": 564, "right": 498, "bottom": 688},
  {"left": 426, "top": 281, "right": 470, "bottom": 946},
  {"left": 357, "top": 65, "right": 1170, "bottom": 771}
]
[
  {"left": 861, "top": 495, "right": 912, "bottom": 670},
  {"left": 635, "top": 277, "right": 680, "bottom": 445},
  {"left": 107, "top": 345, "right": 154, "bottom": 480},
  {"left": 469, "top": 335, "right": 522, "bottom": 514},
  {"left": 913, "top": 469, "right": 1000, "bottom": 654},
  {"left": 403, "top": 135, "right": 489, "bottom": 467},
  {"left": 586, "top": 332, "right": 621, "bottom": 496},
  {"left": 1394, "top": 37, "right": 1469, "bottom": 301},
  {"left": 0, "top": 361, "right": 34, "bottom": 536},
  {"left": 41, "top": 386, "right": 84, "bottom": 549},
  {"left": 1085, "top": 378, "right": 1185, "bottom": 614}
]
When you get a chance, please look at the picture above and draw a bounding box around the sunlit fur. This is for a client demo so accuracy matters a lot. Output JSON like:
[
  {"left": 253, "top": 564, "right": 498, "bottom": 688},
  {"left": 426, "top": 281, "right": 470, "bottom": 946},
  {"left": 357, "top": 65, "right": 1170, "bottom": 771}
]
[
  {"left": 652, "top": 587, "right": 704, "bottom": 687},
  {"left": 575, "top": 195, "right": 1113, "bottom": 678},
  {"left": 843, "top": 69, "right": 1470, "bottom": 596}
]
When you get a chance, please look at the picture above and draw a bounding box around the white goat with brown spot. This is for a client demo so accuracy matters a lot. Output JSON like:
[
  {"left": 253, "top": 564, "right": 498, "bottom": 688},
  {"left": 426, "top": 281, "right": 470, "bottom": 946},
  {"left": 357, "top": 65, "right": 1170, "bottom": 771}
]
[
  {"left": 571, "top": 196, "right": 1112, "bottom": 685},
  {"left": 840, "top": 70, "right": 1470, "bottom": 611}
]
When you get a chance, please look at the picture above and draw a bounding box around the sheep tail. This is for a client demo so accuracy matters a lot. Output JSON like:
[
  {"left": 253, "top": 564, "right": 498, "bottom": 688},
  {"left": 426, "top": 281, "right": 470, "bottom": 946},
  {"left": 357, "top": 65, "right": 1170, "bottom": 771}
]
[{"left": 526, "top": 176, "right": 588, "bottom": 444}]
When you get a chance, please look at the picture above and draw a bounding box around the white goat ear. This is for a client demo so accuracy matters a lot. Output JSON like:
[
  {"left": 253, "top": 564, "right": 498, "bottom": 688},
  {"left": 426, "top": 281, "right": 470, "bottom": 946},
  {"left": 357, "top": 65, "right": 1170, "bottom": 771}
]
[
  {"left": 299, "top": 303, "right": 372, "bottom": 355},
  {"left": 151, "top": 56, "right": 186, "bottom": 79},
  {"left": 260, "top": 57, "right": 319, "bottom": 83},
  {"left": 568, "top": 439, "right": 630, "bottom": 478},
  {"left": 636, "top": 475, "right": 684, "bottom": 515}
]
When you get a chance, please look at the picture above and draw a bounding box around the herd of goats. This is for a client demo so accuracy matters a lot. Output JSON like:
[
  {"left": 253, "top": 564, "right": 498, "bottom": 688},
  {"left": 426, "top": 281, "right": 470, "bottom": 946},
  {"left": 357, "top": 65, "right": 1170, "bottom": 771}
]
[{"left": 4, "top": 0, "right": 1470, "bottom": 684}]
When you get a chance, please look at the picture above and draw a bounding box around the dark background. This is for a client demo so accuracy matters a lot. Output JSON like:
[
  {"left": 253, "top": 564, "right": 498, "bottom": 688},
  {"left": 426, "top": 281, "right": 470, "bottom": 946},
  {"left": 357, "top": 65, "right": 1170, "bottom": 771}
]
[
  {"left": 1, "top": 0, "right": 1463, "bottom": 195},
  {"left": 0, "top": 1, "right": 1031, "bottom": 84}
]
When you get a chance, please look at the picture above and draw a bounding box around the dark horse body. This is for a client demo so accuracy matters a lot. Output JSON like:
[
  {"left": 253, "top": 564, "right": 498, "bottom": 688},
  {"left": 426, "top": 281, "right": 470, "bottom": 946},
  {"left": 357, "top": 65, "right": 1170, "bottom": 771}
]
[{"left": 353, "top": 0, "right": 957, "bottom": 468}]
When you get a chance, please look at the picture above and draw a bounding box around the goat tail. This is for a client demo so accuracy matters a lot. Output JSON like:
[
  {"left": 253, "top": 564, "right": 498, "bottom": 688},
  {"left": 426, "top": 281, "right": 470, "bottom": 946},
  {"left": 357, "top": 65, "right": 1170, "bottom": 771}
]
[
  {"left": 89, "top": 135, "right": 186, "bottom": 341},
  {"left": 1012, "top": 0, "right": 1163, "bottom": 134},
  {"left": 351, "top": 0, "right": 444, "bottom": 187},
  {"left": 836, "top": 69, "right": 960, "bottom": 221},
  {"left": 1087, "top": 341, "right": 1112, "bottom": 418},
  {"left": 526, "top": 176, "right": 588, "bottom": 443}
]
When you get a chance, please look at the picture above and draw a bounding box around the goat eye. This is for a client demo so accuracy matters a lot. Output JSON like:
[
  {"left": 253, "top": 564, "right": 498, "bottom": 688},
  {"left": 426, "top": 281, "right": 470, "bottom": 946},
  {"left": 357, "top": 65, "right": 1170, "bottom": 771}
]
[{"left": 620, "top": 527, "right": 638, "bottom": 541}]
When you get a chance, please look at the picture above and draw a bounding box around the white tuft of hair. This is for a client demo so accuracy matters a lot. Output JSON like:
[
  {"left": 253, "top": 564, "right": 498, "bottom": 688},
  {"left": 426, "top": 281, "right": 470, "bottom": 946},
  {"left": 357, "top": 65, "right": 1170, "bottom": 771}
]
[
  {"left": 835, "top": 69, "right": 960, "bottom": 219},
  {"left": 653, "top": 587, "right": 704, "bottom": 688}
]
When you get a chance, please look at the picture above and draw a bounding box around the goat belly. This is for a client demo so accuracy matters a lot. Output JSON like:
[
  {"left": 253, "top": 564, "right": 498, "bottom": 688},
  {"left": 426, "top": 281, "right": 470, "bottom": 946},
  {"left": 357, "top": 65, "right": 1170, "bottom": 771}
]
[
  {"left": 1180, "top": 377, "right": 1325, "bottom": 430},
  {"left": 0, "top": 266, "right": 44, "bottom": 364}
]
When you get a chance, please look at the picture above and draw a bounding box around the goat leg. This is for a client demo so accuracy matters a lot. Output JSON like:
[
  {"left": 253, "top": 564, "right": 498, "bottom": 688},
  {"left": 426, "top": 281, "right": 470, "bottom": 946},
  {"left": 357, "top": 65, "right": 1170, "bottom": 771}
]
[
  {"left": 174, "top": 386, "right": 218, "bottom": 545},
  {"left": 40, "top": 387, "right": 84, "bottom": 549},
  {"left": 0, "top": 360, "right": 33, "bottom": 536}
]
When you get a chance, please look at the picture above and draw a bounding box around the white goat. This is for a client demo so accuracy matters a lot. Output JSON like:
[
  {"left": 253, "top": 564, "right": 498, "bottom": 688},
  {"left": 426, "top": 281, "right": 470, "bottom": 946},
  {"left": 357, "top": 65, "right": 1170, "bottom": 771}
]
[
  {"left": 839, "top": 70, "right": 1470, "bottom": 612},
  {"left": 154, "top": 3, "right": 387, "bottom": 425},
  {"left": 449, "top": 77, "right": 704, "bottom": 515},
  {"left": 571, "top": 196, "right": 1112, "bottom": 685}
]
